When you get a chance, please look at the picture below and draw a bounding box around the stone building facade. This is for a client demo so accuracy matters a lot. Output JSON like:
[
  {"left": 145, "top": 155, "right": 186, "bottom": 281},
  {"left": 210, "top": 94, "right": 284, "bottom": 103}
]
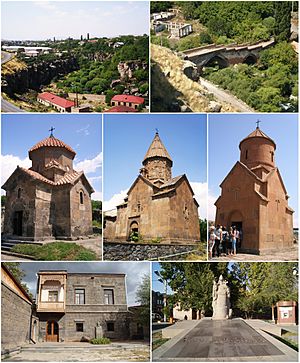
[
  {"left": 2, "top": 132, "right": 94, "bottom": 240},
  {"left": 1, "top": 264, "right": 36, "bottom": 353},
  {"left": 104, "top": 132, "right": 200, "bottom": 244},
  {"left": 36, "top": 271, "right": 131, "bottom": 342},
  {"left": 215, "top": 126, "right": 294, "bottom": 254}
]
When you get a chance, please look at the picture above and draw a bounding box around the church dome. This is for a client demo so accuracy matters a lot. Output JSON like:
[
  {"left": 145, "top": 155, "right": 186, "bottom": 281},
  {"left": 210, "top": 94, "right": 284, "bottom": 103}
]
[
  {"left": 143, "top": 132, "right": 173, "bottom": 166},
  {"left": 29, "top": 135, "right": 76, "bottom": 159},
  {"left": 239, "top": 126, "right": 276, "bottom": 170}
]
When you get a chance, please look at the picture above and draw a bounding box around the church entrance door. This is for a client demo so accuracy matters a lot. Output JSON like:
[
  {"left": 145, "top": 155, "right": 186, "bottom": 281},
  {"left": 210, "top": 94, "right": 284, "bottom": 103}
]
[
  {"left": 46, "top": 321, "right": 59, "bottom": 342},
  {"left": 231, "top": 221, "right": 243, "bottom": 248},
  {"left": 13, "top": 211, "right": 23, "bottom": 236}
]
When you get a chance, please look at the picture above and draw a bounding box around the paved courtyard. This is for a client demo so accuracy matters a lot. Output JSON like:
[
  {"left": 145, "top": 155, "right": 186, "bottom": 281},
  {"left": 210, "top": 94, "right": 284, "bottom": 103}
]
[
  {"left": 153, "top": 319, "right": 298, "bottom": 361},
  {"left": 209, "top": 246, "right": 298, "bottom": 261},
  {"left": 3, "top": 342, "right": 150, "bottom": 362}
]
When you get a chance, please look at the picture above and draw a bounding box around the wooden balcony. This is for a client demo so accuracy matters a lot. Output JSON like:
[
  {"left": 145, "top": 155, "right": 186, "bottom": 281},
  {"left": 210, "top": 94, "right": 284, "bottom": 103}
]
[{"left": 37, "top": 301, "right": 65, "bottom": 312}]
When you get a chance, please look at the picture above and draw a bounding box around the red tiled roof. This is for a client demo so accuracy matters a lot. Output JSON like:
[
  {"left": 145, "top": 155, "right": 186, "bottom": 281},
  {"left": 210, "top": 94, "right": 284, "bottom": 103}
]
[
  {"left": 29, "top": 136, "right": 76, "bottom": 156},
  {"left": 37, "top": 92, "right": 75, "bottom": 108},
  {"left": 20, "top": 167, "right": 83, "bottom": 186},
  {"left": 111, "top": 95, "right": 144, "bottom": 104},
  {"left": 106, "top": 105, "right": 138, "bottom": 113}
]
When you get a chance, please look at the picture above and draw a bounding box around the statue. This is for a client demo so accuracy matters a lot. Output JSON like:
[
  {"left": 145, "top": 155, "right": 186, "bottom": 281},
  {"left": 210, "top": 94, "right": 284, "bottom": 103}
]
[
  {"left": 212, "top": 275, "right": 231, "bottom": 320},
  {"left": 95, "top": 322, "right": 103, "bottom": 338}
]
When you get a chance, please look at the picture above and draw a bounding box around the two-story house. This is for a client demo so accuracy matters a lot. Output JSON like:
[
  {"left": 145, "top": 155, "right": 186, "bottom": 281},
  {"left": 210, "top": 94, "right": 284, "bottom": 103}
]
[{"left": 36, "top": 270, "right": 131, "bottom": 342}]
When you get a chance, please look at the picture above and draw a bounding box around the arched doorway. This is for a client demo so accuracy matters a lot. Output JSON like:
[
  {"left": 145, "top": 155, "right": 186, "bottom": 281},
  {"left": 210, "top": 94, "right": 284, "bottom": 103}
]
[
  {"left": 128, "top": 221, "right": 139, "bottom": 241},
  {"left": 13, "top": 210, "right": 23, "bottom": 236},
  {"left": 46, "top": 321, "right": 59, "bottom": 342},
  {"left": 228, "top": 210, "right": 243, "bottom": 248}
]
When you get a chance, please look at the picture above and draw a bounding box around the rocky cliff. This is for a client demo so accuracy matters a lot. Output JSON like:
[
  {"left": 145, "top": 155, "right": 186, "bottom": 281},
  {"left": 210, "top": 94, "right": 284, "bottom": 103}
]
[{"left": 2, "top": 57, "right": 79, "bottom": 96}]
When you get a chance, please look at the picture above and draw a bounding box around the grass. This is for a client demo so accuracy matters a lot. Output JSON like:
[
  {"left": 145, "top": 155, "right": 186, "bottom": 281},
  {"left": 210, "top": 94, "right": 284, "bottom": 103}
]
[
  {"left": 90, "top": 337, "right": 111, "bottom": 344},
  {"left": 152, "top": 331, "right": 169, "bottom": 351},
  {"left": 2, "top": 56, "right": 27, "bottom": 75},
  {"left": 264, "top": 330, "right": 298, "bottom": 351},
  {"left": 11, "top": 242, "right": 97, "bottom": 261}
]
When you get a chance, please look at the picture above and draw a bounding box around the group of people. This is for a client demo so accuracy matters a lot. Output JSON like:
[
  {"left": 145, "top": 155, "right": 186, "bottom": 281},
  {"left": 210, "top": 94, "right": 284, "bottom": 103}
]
[{"left": 209, "top": 224, "right": 242, "bottom": 258}]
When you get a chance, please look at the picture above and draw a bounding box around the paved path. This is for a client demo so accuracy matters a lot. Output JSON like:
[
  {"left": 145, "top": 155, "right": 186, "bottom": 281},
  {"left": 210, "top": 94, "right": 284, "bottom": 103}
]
[
  {"left": 1, "top": 51, "right": 25, "bottom": 113},
  {"left": 200, "top": 77, "right": 255, "bottom": 112},
  {"left": 4, "top": 342, "right": 150, "bottom": 362},
  {"left": 209, "top": 246, "right": 298, "bottom": 261},
  {"left": 1, "top": 253, "right": 34, "bottom": 261},
  {"left": 153, "top": 319, "right": 298, "bottom": 361}
]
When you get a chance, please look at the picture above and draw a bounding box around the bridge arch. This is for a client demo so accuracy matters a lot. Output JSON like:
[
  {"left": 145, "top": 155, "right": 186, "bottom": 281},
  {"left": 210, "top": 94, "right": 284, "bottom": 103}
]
[
  {"left": 243, "top": 54, "right": 257, "bottom": 65},
  {"left": 204, "top": 54, "right": 228, "bottom": 69}
]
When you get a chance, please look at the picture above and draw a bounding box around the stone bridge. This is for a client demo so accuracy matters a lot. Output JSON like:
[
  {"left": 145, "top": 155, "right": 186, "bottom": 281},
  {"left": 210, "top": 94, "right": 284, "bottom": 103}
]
[{"left": 182, "top": 38, "right": 275, "bottom": 69}]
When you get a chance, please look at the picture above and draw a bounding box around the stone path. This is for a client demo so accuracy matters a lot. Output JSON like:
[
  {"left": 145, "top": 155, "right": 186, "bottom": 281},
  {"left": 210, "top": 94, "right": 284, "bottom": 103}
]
[
  {"left": 75, "top": 237, "right": 102, "bottom": 259},
  {"left": 4, "top": 342, "right": 150, "bottom": 362},
  {"left": 153, "top": 319, "right": 298, "bottom": 361},
  {"left": 209, "top": 247, "right": 298, "bottom": 261}
]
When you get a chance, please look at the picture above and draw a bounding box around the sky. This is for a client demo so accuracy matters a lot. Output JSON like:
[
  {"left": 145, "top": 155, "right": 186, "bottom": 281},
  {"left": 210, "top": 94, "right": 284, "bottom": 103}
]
[
  {"left": 1, "top": 114, "right": 102, "bottom": 200},
  {"left": 103, "top": 113, "right": 207, "bottom": 218},
  {"left": 18, "top": 262, "right": 150, "bottom": 306},
  {"left": 1, "top": 1, "right": 149, "bottom": 40},
  {"left": 208, "top": 113, "right": 298, "bottom": 226}
]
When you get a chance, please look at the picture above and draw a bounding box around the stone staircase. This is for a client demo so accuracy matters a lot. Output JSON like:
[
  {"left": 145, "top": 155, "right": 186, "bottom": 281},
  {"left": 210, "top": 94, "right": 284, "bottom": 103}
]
[{"left": 1, "top": 237, "right": 42, "bottom": 253}]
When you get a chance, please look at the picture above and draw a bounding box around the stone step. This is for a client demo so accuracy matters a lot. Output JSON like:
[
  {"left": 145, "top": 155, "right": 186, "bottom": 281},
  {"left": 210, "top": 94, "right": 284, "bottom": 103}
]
[{"left": 20, "top": 343, "right": 139, "bottom": 352}]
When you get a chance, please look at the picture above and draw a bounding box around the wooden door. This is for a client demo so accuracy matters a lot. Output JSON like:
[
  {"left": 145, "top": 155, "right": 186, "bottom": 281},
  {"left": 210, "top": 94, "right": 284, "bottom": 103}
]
[{"left": 46, "top": 321, "right": 59, "bottom": 342}]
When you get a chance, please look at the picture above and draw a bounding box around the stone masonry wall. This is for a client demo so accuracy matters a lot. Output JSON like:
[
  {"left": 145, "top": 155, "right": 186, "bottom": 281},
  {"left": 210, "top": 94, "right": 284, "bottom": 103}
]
[
  {"left": 103, "top": 242, "right": 198, "bottom": 261},
  {"left": 1, "top": 282, "right": 32, "bottom": 351}
]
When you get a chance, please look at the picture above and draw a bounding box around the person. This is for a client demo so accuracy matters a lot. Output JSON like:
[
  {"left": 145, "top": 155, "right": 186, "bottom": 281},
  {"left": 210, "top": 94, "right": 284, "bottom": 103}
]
[
  {"left": 236, "top": 229, "right": 240, "bottom": 249},
  {"left": 222, "top": 226, "right": 229, "bottom": 255},
  {"left": 228, "top": 227, "right": 233, "bottom": 255},
  {"left": 209, "top": 226, "right": 216, "bottom": 259},
  {"left": 214, "top": 225, "right": 222, "bottom": 257},
  {"left": 231, "top": 226, "right": 237, "bottom": 255}
]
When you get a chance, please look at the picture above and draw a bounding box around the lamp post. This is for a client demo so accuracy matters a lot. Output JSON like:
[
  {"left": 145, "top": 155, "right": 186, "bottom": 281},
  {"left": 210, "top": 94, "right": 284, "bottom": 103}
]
[{"left": 154, "top": 270, "right": 168, "bottom": 322}]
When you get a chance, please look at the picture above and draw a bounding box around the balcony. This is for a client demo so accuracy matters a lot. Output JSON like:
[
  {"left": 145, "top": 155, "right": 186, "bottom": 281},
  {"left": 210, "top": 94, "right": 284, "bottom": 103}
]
[{"left": 37, "top": 301, "right": 65, "bottom": 313}]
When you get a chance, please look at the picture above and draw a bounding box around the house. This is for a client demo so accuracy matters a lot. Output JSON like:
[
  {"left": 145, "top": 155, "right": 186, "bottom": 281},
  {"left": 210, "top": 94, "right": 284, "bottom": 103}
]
[
  {"left": 106, "top": 105, "right": 138, "bottom": 113},
  {"left": 36, "top": 270, "right": 131, "bottom": 342},
  {"left": 37, "top": 92, "right": 75, "bottom": 113},
  {"left": 215, "top": 125, "right": 294, "bottom": 254},
  {"left": 104, "top": 131, "right": 200, "bottom": 244},
  {"left": 2, "top": 130, "right": 94, "bottom": 241},
  {"left": 110, "top": 95, "right": 144, "bottom": 110}
]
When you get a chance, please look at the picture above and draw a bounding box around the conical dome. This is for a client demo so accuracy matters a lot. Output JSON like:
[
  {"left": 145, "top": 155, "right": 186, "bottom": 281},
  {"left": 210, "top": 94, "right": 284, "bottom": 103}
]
[
  {"left": 143, "top": 132, "right": 172, "bottom": 166},
  {"left": 239, "top": 126, "right": 276, "bottom": 170},
  {"left": 29, "top": 135, "right": 76, "bottom": 159}
]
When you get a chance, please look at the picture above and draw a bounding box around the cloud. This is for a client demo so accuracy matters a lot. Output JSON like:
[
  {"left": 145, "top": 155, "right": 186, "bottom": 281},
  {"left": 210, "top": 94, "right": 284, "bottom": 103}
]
[
  {"left": 76, "top": 124, "right": 90, "bottom": 136},
  {"left": 92, "top": 190, "right": 102, "bottom": 201},
  {"left": 103, "top": 188, "right": 129, "bottom": 212},
  {"left": 1, "top": 154, "right": 31, "bottom": 191},
  {"left": 74, "top": 152, "right": 102, "bottom": 174}
]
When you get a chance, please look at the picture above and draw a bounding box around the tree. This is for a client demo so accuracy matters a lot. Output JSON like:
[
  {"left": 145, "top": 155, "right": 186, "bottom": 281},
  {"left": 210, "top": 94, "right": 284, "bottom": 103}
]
[
  {"left": 199, "top": 219, "right": 207, "bottom": 242},
  {"left": 136, "top": 274, "right": 150, "bottom": 325},
  {"left": 274, "top": 1, "right": 292, "bottom": 41},
  {"left": 4, "top": 262, "right": 33, "bottom": 299}
]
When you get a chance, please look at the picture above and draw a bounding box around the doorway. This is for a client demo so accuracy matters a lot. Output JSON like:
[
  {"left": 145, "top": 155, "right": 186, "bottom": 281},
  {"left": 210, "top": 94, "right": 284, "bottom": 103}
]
[
  {"left": 13, "top": 211, "right": 23, "bottom": 236},
  {"left": 46, "top": 321, "right": 59, "bottom": 342},
  {"left": 231, "top": 221, "right": 243, "bottom": 248}
]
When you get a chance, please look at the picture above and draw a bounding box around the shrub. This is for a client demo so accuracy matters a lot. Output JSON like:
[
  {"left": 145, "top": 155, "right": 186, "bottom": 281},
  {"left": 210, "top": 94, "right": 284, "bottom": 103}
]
[{"left": 90, "top": 337, "right": 111, "bottom": 345}]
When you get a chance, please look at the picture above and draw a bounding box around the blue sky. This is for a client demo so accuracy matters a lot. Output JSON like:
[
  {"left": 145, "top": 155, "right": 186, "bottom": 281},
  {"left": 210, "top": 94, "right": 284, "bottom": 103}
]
[
  {"left": 2, "top": 1, "right": 149, "bottom": 40},
  {"left": 1, "top": 114, "right": 102, "bottom": 200},
  {"left": 103, "top": 114, "right": 207, "bottom": 218},
  {"left": 18, "top": 262, "right": 150, "bottom": 306},
  {"left": 208, "top": 114, "right": 298, "bottom": 226}
]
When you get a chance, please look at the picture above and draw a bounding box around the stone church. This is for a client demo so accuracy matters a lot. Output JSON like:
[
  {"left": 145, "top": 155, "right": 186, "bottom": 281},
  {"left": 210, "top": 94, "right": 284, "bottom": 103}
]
[
  {"left": 105, "top": 132, "right": 200, "bottom": 244},
  {"left": 215, "top": 125, "right": 294, "bottom": 254},
  {"left": 2, "top": 131, "right": 94, "bottom": 240}
]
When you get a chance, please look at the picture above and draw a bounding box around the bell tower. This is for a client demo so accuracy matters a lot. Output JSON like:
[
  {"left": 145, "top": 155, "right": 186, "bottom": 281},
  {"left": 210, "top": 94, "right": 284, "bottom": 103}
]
[
  {"left": 239, "top": 122, "right": 276, "bottom": 171},
  {"left": 140, "top": 132, "right": 172, "bottom": 186}
]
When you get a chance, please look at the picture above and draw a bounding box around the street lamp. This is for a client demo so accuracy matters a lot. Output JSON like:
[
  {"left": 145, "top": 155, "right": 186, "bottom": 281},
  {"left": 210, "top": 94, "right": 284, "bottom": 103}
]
[{"left": 154, "top": 270, "right": 168, "bottom": 323}]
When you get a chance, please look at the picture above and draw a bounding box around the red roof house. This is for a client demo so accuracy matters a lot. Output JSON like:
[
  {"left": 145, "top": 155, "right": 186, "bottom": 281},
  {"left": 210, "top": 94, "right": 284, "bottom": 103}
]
[
  {"left": 106, "top": 105, "right": 138, "bottom": 113},
  {"left": 37, "top": 92, "right": 75, "bottom": 112},
  {"left": 111, "top": 95, "right": 144, "bottom": 110}
]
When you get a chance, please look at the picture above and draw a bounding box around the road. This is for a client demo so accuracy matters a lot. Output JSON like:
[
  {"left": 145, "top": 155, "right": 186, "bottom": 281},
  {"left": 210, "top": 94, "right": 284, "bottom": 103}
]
[
  {"left": 1, "top": 51, "right": 25, "bottom": 113},
  {"left": 200, "top": 77, "right": 255, "bottom": 112}
]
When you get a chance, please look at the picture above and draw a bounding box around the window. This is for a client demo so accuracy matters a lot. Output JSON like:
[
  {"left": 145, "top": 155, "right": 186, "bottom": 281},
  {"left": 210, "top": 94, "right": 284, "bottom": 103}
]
[
  {"left": 104, "top": 289, "right": 114, "bottom": 305},
  {"left": 75, "top": 289, "right": 85, "bottom": 304},
  {"left": 48, "top": 291, "right": 58, "bottom": 302},
  {"left": 245, "top": 150, "right": 248, "bottom": 159},
  {"left": 271, "top": 151, "right": 274, "bottom": 162},
  {"left": 107, "top": 322, "right": 114, "bottom": 332},
  {"left": 76, "top": 323, "right": 84, "bottom": 332},
  {"left": 17, "top": 188, "right": 21, "bottom": 198},
  {"left": 80, "top": 191, "right": 84, "bottom": 204}
]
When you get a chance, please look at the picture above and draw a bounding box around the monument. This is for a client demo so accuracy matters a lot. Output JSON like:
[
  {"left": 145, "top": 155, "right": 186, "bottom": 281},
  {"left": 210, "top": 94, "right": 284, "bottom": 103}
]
[{"left": 212, "top": 275, "right": 231, "bottom": 320}]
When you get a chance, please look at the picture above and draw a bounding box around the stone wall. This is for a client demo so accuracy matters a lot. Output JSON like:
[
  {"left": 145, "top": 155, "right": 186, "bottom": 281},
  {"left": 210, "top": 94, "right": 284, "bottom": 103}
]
[
  {"left": 1, "top": 282, "right": 32, "bottom": 351},
  {"left": 103, "top": 242, "right": 198, "bottom": 261}
]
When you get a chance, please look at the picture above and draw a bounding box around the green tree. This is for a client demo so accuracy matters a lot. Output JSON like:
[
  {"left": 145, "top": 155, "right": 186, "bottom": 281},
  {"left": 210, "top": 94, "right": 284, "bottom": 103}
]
[
  {"left": 4, "top": 262, "right": 33, "bottom": 299},
  {"left": 274, "top": 1, "right": 292, "bottom": 41},
  {"left": 136, "top": 274, "right": 150, "bottom": 325}
]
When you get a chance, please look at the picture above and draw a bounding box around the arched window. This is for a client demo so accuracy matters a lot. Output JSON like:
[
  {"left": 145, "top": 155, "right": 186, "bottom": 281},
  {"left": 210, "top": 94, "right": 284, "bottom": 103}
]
[
  {"left": 17, "top": 188, "right": 21, "bottom": 198},
  {"left": 245, "top": 150, "right": 248, "bottom": 159},
  {"left": 80, "top": 191, "right": 84, "bottom": 204},
  {"left": 271, "top": 151, "right": 274, "bottom": 162}
]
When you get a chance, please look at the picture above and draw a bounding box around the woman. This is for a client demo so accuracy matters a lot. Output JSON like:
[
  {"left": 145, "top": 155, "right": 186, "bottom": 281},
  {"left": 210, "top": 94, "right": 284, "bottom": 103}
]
[
  {"left": 231, "top": 226, "right": 237, "bottom": 255},
  {"left": 209, "top": 226, "right": 216, "bottom": 259}
]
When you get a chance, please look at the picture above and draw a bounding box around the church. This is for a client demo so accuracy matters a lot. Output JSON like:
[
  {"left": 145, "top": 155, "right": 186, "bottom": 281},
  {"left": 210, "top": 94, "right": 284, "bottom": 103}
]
[
  {"left": 105, "top": 131, "right": 200, "bottom": 244},
  {"left": 2, "top": 129, "right": 94, "bottom": 240},
  {"left": 215, "top": 124, "right": 294, "bottom": 254}
]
